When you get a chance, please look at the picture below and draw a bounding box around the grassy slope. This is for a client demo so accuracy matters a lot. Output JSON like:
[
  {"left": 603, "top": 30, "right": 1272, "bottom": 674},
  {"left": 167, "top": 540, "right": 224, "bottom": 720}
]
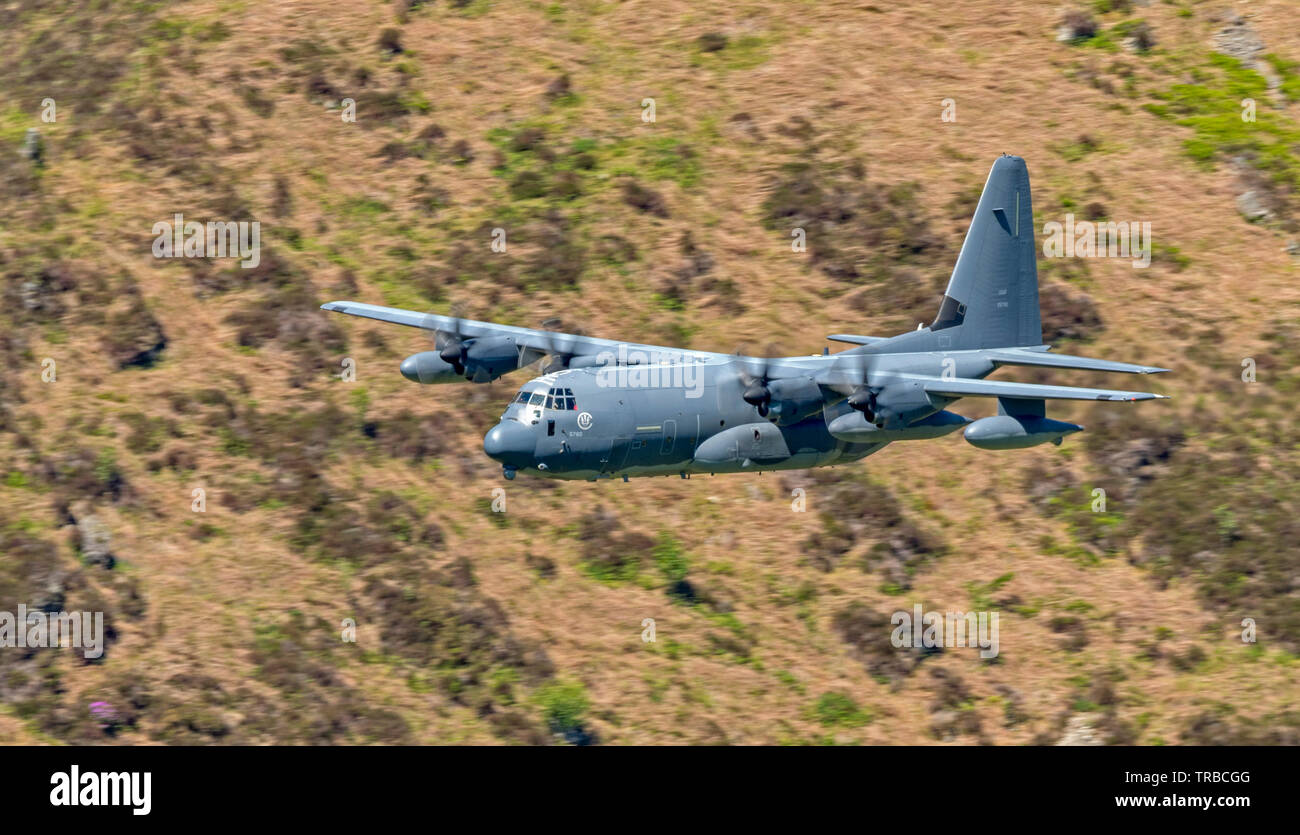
[{"left": 0, "top": 0, "right": 1296, "bottom": 745}]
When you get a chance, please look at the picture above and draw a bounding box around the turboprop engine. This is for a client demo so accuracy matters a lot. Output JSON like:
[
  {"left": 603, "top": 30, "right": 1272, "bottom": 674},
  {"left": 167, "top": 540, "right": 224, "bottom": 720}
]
[
  {"left": 963, "top": 415, "right": 1083, "bottom": 450},
  {"left": 849, "top": 377, "right": 939, "bottom": 430},
  {"left": 763, "top": 377, "right": 826, "bottom": 426},
  {"left": 399, "top": 351, "right": 462, "bottom": 384},
  {"left": 401, "top": 335, "right": 522, "bottom": 384}
]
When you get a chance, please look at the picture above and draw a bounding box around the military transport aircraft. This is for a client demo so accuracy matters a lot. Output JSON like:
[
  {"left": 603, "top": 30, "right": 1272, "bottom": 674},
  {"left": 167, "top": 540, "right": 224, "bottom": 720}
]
[{"left": 322, "top": 155, "right": 1168, "bottom": 481}]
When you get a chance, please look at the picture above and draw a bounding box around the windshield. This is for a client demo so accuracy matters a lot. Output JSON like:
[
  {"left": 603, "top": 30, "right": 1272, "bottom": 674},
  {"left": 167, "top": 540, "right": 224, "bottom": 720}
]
[{"left": 547, "top": 387, "right": 577, "bottom": 410}]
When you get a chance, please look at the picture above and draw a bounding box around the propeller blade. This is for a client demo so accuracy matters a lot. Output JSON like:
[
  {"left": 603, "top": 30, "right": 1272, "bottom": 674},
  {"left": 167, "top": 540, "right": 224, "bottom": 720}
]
[
  {"left": 742, "top": 383, "right": 771, "bottom": 407},
  {"left": 822, "top": 350, "right": 881, "bottom": 413},
  {"left": 423, "top": 302, "right": 469, "bottom": 375},
  {"left": 535, "top": 317, "right": 583, "bottom": 373}
]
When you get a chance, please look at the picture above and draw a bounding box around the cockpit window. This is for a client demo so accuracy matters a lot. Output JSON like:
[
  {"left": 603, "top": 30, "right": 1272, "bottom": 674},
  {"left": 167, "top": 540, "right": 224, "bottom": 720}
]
[
  {"left": 546, "top": 387, "right": 577, "bottom": 410},
  {"left": 513, "top": 390, "right": 530, "bottom": 404},
  {"left": 527, "top": 391, "right": 546, "bottom": 406}
]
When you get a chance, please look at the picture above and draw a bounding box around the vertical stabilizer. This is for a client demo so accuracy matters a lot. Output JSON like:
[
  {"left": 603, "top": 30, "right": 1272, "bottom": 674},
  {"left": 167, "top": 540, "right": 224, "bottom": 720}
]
[{"left": 930, "top": 155, "right": 1041, "bottom": 350}]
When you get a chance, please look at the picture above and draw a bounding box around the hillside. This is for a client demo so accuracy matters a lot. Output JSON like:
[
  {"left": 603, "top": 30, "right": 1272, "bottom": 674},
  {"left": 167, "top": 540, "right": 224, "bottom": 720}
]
[{"left": 0, "top": 0, "right": 1297, "bottom": 745}]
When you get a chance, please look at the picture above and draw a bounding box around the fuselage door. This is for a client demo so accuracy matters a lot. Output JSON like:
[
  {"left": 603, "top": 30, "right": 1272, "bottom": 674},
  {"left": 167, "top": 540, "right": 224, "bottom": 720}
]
[{"left": 660, "top": 419, "right": 676, "bottom": 455}]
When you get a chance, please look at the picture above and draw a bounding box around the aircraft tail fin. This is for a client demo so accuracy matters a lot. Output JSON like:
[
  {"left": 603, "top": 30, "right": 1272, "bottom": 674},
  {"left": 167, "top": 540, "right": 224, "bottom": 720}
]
[{"left": 929, "top": 155, "right": 1041, "bottom": 350}]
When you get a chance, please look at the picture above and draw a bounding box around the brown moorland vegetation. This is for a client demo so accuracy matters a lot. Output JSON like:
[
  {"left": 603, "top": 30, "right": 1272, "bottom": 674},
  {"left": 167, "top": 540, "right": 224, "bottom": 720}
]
[{"left": 0, "top": 0, "right": 1297, "bottom": 745}]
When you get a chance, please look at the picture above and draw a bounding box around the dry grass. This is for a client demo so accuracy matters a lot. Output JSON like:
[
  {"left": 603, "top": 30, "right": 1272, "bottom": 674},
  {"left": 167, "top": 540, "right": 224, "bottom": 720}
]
[{"left": 0, "top": 0, "right": 1296, "bottom": 745}]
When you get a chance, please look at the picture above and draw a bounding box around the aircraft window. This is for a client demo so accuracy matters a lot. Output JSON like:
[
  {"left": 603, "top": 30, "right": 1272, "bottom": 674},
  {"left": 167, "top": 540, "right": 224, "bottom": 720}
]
[
  {"left": 931, "top": 294, "right": 966, "bottom": 331},
  {"left": 543, "top": 387, "right": 574, "bottom": 411},
  {"left": 514, "top": 391, "right": 530, "bottom": 404},
  {"left": 528, "top": 391, "right": 546, "bottom": 406}
]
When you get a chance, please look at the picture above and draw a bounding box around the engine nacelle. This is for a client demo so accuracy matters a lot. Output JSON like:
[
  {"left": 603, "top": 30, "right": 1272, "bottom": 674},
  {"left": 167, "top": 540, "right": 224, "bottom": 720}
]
[
  {"left": 964, "top": 415, "right": 1083, "bottom": 450},
  {"left": 828, "top": 409, "right": 969, "bottom": 442},
  {"left": 399, "top": 351, "right": 462, "bottom": 384},
  {"left": 765, "top": 377, "right": 826, "bottom": 426},
  {"left": 869, "top": 378, "right": 941, "bottom": 429},
  {"left": 462, "top": 336, "right": 521, "bottom": 382}
]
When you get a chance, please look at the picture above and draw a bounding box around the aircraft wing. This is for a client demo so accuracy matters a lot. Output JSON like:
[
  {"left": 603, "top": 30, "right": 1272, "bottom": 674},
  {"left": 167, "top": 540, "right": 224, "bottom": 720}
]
[
  {"left": 916, "top": 375, "right": 1169, "bottom": 402},
  {"left": 320, "top": 300, "right": 731, "bottom": 362},
  {"left": 985, "top": 349, "right": 1169, "bottom": 375}
]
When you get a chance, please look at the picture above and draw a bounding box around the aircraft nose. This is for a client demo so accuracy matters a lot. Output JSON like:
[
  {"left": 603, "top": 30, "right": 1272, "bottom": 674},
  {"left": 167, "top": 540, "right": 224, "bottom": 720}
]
[{"left": 483, "top": 420, "right": 535, "bottom": 467}]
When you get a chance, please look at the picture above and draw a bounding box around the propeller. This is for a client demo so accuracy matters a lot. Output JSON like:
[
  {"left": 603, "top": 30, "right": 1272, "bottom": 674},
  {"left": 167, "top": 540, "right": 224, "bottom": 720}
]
[
  {"left": 534, "top": 317, "right": 583, "bottom": 374},
  {"left": 824, "top": 350, "right": 885, "bottom": 424},
  {"left": 432, "top": 302, "right": 469, "bottom": 376},
  {"left": 731, "top": 344, "right": 783, "bottom": 417},
  {"left": 847, "top": 384, "right": 879, "bottom": 419}
]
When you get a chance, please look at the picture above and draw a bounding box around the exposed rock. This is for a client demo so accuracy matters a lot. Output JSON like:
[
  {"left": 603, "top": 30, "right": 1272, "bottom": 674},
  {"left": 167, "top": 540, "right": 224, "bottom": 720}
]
[
  {"left": 1214, "top": 15, "right": 1282, "bottom": 91},
  {"left": 1056, "top": 713, "right": 1103, "bottom": 746},
  {"left": 1213, "top": 15, "right": 1264, "bottom": 69},
  {"left": 1122, "top": 21, "right": 1156, "bottom": 54},
  {"left": 1057, "top": 10, "right": 1097, "bottom": 43},
  {"left": 20, "top": 128, "right": 44, "bottom": 166},
  {"left": 71, "top": 504, "right": 115, "bottom": 569},
  {"left": 930, "top": 709, "right": 981, "bottom": 741},
  {"left": 1237, "top": 189, "right": 1273, "bottom": 222}
]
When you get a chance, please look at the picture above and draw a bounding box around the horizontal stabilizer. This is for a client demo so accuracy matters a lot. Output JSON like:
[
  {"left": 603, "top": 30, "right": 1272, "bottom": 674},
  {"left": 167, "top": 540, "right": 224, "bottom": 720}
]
[
  {"left": 918, "top": 375, "right": 1169, "bottom": 402},
  {"left": 826, "top": 334, "right": 889, "bottom": 346},
  {"left": 986, "top": 349, "right": 1169, "bottom": 375}
]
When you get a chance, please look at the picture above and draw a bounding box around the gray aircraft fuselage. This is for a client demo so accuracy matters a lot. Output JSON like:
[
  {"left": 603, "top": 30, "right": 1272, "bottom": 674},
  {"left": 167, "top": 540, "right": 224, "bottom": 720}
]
[{"left": 483, "top": 348, "right": 993, "bottom": 481}]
